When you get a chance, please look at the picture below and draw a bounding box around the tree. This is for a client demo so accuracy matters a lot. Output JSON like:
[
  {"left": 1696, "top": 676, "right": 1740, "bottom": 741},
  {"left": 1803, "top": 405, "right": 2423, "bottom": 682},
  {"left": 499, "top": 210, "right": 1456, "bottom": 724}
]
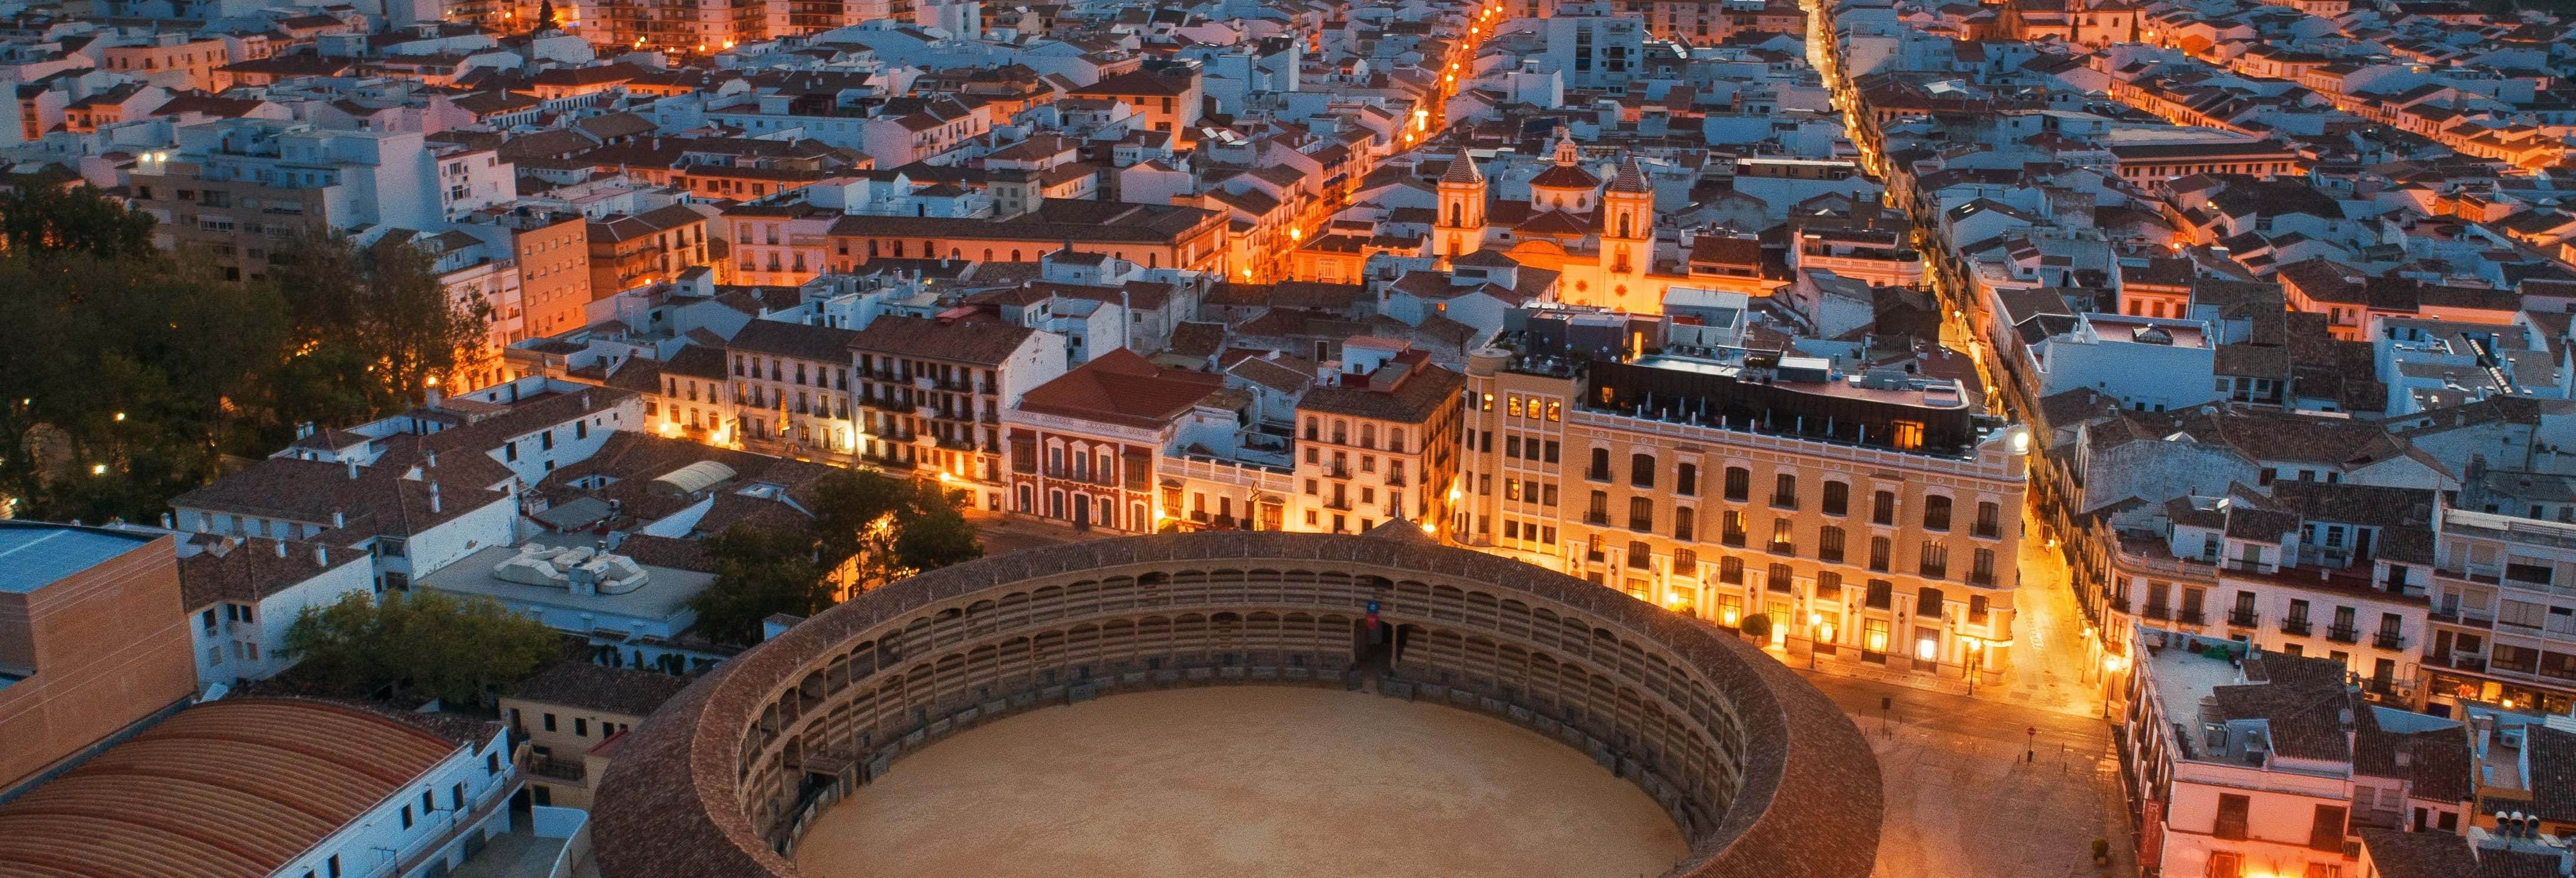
[
  {"left": 1739, "top": 613, "right": 1773, "bottom": 641},
  {"left": 269, "top": 232, "right": 493, "bottom": 418},
  {"left": 690, "top": 524, "right": 835, "bottom": 646},
  {"left": 0, "top": 169, "right": 156, "bottom": 261},
  {"left": 896, "top": 484, "right": 984, "bottom": 571},
  {"left": 0, "top": 250, "right": 286, "bottom": 522},
  {"left": 535, "top": 0, "right": 559, "bottom": 30},
  {"left": 688, "top": 474, "right": 988, "bottom": 646},
  {"left": 280, "top": 590, "right": 561, "bottom": 705}
]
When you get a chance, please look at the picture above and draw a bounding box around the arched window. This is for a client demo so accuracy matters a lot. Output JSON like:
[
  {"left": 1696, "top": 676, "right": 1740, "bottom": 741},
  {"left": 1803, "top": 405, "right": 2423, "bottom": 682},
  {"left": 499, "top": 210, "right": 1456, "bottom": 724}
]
[
  {"left": 1588, "top": 447, "right": 1611, "bottom": 481},
  {"left": 1618, "top": 213, "right": 1631, "bottom": 237},
  {"left": 1630, "top": 453, "right": 1655, "bottom": 488}
]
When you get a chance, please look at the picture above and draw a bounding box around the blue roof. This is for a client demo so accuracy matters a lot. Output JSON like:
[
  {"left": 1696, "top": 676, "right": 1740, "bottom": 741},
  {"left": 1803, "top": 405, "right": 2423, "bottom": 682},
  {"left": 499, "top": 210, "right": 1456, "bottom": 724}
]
[{"left": 0, "top": 522, "right": 157, "bottom": 594}]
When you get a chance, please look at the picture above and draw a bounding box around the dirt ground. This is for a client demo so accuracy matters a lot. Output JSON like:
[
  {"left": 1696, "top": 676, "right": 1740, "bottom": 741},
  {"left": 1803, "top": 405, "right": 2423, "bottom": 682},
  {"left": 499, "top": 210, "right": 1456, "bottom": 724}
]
[{"left": 793, "top": 686, "right": 1691, "bottom": 878}]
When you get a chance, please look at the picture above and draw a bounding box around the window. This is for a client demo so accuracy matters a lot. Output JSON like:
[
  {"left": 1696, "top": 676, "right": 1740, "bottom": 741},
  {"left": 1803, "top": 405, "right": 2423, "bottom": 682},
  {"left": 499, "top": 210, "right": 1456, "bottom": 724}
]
[
  {"left": 1770, "top": 517, "right": 1795, "bottom": 554},
  {"left": 1816, "top": 571, "right": 1842, "bottom": 600},
  {"left": 2207, "top": 853, "right": 2243, "bottom": 878},
  {"left": 1676, "top": 463, "right": 1697, "bottom": 496},
  {"left": 1628, "top": 497, "right": 1654, "bottom": 532},
  {"left": 1974, "top": 501, "right": 2001, "bottom": 538},
  {"left": 328, "top": 856, "right": 341, "bottom": 878},
  {"left": 1920, "top": 543, "right": 1949, "bottom": 579},
  {"left": 1588, "top": 447, "right": 1611, "bottom": 481},
  {"left": 1724, "top": 467, "right": 1749, "bottom": 501},
  {"left": 1872, "top": 490, "right": 1895, "bottom": 525},
  {"left": 1923, "top": 496, "right": 1952, "bottom": 530},
  {"left": 1820, "top": 526, "right": 1846, "bottom": 563},
  {"left": 1627, "top": 541, "right": 1652, "bottom": 569},
  {"left": 2308, "top": 805, "right": 2347, "bottom": 852},
  {"left": 1767, "top": 563, "right": 1794, "bottom": 593},
  {"left": 1823, "top": 481, "right": 1848, "bottom": 516},
  {"left": 1971, "top": 549, "right": 1996, "bottom": 585},
  {"left": 2215, "top": 794, "right": 2250, "bottom": 840},
  {"left": 542, "top": 713, "right": 557, "bottom": 732},
  {"left": 400, "top": 806, "right": 414, "bottom": 830},
  {"left": 1866, "top": 579, "right": 1893, "bottom": 609},
  {"left": 1721, "top": 511, "right": 1746, "bottom": 546},
  {"left": 1588, "top": 490, "right": 1609, "bottom": 524},
  {"left": 1719, "top": 556, "right": 1743, "bottom": 584},
  {"left": 1870, "top": 536, "right": 1891, "bottom": 572},
  {"left": 1674, "top": 507, "right": 1695, "bottom": 542},
  {"left": 1772, "top": 473, "right": 1798, "bottom": 509},
  {"left": 575, "top": 718, "right": 589, "bottom": 737},
  {"left": 1674, "top": 547, "right": 1697, "bottom": 573},
  {"left": 1630, "top": 453, "right": 1655, "bottom": 488}
]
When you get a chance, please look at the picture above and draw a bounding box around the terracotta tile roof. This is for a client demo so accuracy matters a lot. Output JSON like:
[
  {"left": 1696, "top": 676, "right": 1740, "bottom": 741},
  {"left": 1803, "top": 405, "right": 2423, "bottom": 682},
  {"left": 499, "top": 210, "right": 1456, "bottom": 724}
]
[
  {"left": 177, "top": 534, "right": 367, "bottom": 610},
  {"left": 510, "top": 661, "right": 694, "bottom": 717},
  {"left": 0, "top": 699, "right": 471, "bottom": 878},
  {"left": 850, "top": 314, "right": 1036, "bottom": 367},
  {"left": 1015, "top": 348, "right": 1225, "bottom": 430}
]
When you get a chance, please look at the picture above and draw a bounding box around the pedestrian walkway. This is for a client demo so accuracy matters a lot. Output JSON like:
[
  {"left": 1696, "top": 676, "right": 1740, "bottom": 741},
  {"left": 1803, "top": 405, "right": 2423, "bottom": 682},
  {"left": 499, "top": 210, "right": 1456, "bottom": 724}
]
[{"left": 2001, "top": 513, "right": 2113, "bottom": 718}]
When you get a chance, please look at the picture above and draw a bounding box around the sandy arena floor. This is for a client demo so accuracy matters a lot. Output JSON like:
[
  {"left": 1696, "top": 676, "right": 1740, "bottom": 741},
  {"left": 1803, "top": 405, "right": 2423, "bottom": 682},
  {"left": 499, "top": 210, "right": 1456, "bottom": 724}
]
[{"left": 793, "top": 686, "right": 1692, "bottom": 878}]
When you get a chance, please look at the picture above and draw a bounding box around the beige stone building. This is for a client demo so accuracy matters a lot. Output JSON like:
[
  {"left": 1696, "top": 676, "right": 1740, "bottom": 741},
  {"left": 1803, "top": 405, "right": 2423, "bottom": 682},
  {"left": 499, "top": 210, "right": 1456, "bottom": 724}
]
[
  {"left": 1454, "top": 311, "right": 2031, "bottom": 682},
  {"left": 1293, "top": 338, "right": 1467, "bottom": 536},
  {"left": 502, "top": 661, "right": 691, "bottom": 809}
]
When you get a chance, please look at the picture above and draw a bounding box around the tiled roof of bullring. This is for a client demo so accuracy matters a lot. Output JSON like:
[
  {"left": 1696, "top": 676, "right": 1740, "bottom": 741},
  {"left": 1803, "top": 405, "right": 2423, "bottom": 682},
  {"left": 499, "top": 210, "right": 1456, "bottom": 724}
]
[{"left": 589, "top": 532, "right": 1883, "bottom": 878}]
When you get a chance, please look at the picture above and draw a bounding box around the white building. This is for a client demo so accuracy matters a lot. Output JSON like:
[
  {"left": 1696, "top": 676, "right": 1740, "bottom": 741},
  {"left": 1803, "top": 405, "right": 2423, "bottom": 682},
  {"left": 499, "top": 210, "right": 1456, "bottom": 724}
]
[{"left": 180, "top": 534, "right": 375, "bottom": 695}]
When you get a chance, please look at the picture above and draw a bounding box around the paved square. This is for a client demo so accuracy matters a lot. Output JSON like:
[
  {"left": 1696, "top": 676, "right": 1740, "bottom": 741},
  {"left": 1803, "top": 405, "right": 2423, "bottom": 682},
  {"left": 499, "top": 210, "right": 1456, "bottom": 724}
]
[{"left": 1795, "top": 672, "right": 2135, "bottom": 878}]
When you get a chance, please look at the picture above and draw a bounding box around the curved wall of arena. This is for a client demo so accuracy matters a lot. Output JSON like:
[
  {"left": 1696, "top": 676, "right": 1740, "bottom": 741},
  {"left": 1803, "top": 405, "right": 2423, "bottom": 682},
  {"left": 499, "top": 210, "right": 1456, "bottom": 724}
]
[{"left": 591, "top": 532, "right": 1883, "bottom": 878}]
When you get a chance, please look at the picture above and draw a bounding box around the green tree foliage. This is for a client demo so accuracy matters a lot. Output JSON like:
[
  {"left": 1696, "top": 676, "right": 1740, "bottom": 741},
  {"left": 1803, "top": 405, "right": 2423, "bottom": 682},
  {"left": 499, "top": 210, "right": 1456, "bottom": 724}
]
[
  {"left": 691, "top": 524, "right": 833, "bottom": 646},
  {"left": 0, "top": 183, "right": 488, "bottom": 522},
  {"left": 1739, "top": 613, "right": 1773, "bottom": 640},
  {"left": 271, "top": 232, "right": 496, "bottom": 420},
  {"left": 281, "top": 590, "right": 562, "bottom": 705},
  {"left": 688, "top": 471, "right": 987, "bottom": 646},
  {"left": 535, "top": 0, "right": 559, "bottom": 30},
  {"left": 0, "top": 170, "right": 156, "bottom": 261}
]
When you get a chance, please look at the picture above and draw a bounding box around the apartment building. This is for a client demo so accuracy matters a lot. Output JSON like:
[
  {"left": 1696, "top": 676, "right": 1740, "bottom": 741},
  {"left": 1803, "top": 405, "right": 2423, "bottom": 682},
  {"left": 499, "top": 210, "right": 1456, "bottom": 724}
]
[
  {"left": 482, "top": 208, "right": 593, "bottom": 341},
  {"left": 1006, "top": 348, "right": 1231, "bottom": 532},
  {"left": 2423, "top": 467, "right": 2576, "bottom": 717},
  {"left": 1068, "top": 67, "right": 1203, "bottom": 138},
  {"left": 1456, "top": 306, "right": 2031, "bottom": 681},
  {"left": 824, "top": 197, "right": 1228, "bottom": 276},
  {"left": 588, "top": 203, "right": 713, "bottom": 295},
  {"left": 575, "top": 0, "right": 770, "bottom": 54},
  {"left": 131, "top": 122, "right": 449, "bottom": 281},
  {"left": 851, "top": 313, "right": 1064, "bottom": 510},
  {"left": 101, "top": 35, "right": 230, "bottom": 91},
  {"left": 0, "top": 522, "right": 197, "bottom": 795},
  {"left": 177, "top": 534, "right": 372, "bottom": 695},
  {"left": 1294, "top": 338, "right": 1466, "bottom": 536},
  {"left": 502, "top": 661, "right": 690, "bottom": 809},
  {"left": 2119, "top": 482, "right": 2436, "bottom": 705},
  {"left": 2120, "top": 642, "right": 2475, "bottom": 878},
  {"left": 725, "top": 318, "right": 863, "bottom": 458}
]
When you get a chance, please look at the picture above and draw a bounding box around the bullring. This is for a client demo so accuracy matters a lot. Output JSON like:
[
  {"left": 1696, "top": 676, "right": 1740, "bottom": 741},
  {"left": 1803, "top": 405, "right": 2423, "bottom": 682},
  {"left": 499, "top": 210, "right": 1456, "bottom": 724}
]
[{"left": 590, "top": 530, "right": 1885, "bottom": 878}]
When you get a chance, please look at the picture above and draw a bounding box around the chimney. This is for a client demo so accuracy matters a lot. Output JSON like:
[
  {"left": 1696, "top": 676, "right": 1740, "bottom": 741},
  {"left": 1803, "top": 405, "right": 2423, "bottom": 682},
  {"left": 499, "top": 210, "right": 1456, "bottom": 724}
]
[
  {"left": 331, "top": 511, "right": 345, "bottom": 529},
  {"left": 427, "top": 450, "right": 438, "bottom": 468},
  {"left": 275, "top": 539, "right": 288, "bottom": 558},
  {"left": 430, "top": 483, "right": 443, "bottom": 513},
  {"left": 347, "top": 460, "right": 361, "bottom": 480},
  {"left": 159, "top": 512, "right": 173, "bottom": 529},
  {"left": 315, "top": 544, "right": 328, "bottom": 566}
]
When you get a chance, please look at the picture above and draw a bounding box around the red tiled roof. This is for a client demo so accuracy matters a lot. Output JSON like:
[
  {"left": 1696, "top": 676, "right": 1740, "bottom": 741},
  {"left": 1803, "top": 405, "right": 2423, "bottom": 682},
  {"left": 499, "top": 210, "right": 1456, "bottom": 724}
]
[{"left": 1015, "top": 348, "right": 1224, "bottom": 430}]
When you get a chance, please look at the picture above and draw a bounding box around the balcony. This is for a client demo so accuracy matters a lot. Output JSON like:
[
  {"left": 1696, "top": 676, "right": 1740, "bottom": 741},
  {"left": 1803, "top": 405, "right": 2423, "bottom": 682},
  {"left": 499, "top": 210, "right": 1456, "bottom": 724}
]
[
  {"left": 1584, "top": 511, "right": 1611, "bottom": 526},
  {"left": 2282, "top": 619, "right": 2312, "bottom": 636},
  {"left": 2439, "top": 653, "right": 2487, "bottom": 672},
  {"left": 2373, "top": 632, "right": 2405, "bottom": 651},
  {"left": 2109, "top": 596, "right": 2132, "bottom": 613},
  {"left": 2428, "top": 608, "right": 2496, "bottom": 629},
  {"left": 2176, "top": 609, "right": 2206, "bottom": 626},
  {"left": 2228, "top": 609, "right": 2260, "bottom": 628},
  {"left": 528, "top": 755, "right": 587, "bottom": 783},
  {"left": 2143, "top": 605, "right": 2171, "bottom": 621},
  {"left": 2326, "top": 625, "right": 2360, "bottom": 644}
]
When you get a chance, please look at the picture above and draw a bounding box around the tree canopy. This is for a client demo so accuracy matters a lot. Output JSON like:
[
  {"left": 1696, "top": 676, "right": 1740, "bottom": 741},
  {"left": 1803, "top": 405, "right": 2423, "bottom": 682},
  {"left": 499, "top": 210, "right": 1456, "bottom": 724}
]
[
  {"left": 687, "top": 471, "right": 985, "bottom": 645},
  {"left": 0, "top": 177, "right": 490, "bottom": 523},
  {"left": 280, "top": 590, "right": 562, "bottom": 705}
]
